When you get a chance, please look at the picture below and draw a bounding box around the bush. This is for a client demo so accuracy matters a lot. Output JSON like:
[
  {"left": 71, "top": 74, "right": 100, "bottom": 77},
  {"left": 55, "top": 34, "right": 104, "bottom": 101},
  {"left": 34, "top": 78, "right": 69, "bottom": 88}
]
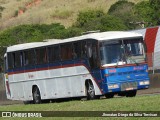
[
  {"left": 75, "top": 9, "right": 104, "bottom": 28},
  {"left": 99, "top": 15, "right": 127, "bottom": 31},
  {"left": 108, "top": 0, "right": 134, "bottom": 14},
  {"left": 108, "top": 0, "right": 138, "bottom": 29},
  {"left": 75, "top": 8, "right": 128, "bottom": 31}
]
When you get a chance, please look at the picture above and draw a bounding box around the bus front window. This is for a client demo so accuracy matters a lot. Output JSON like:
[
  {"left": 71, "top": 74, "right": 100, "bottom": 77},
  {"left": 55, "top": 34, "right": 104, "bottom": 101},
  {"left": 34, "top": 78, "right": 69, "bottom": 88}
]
[
  {"left": 100, "top": 38, "right": 146, "bottom": 67},
  {"left": 124, "top": 40, "right": 146, "bottom": 64}
]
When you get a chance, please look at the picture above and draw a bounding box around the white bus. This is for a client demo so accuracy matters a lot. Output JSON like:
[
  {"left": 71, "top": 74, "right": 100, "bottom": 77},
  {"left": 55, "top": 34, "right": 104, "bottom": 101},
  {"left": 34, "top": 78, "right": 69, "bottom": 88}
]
[{"left": 4, "top": 31, "right": 150, "bottom": 104}]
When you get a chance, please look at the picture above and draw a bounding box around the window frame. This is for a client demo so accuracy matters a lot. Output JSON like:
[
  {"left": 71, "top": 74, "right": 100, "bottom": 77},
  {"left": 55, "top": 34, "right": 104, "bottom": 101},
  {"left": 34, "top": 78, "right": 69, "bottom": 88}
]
[
  {"left": 60, "top": 43, "right": 73, "bottom": 61},
  {"left": 35, "top": 47, "right": 48, "bottom": 65},
  {"left": 23, "top": 49, "right": 36, "bottom": 66},
  {"left": 47, "top": 45, "right": 61, "bottom": 63}
]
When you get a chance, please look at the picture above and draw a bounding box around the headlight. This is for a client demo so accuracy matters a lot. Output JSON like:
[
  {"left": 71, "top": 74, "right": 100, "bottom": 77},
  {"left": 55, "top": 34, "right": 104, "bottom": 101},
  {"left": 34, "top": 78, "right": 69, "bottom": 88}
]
[
  {"left": 139, "top": 81, "right": 150, "bottom": 85},
  {"left": 108, "top": 84, "right": 119, "bottom": 89}
]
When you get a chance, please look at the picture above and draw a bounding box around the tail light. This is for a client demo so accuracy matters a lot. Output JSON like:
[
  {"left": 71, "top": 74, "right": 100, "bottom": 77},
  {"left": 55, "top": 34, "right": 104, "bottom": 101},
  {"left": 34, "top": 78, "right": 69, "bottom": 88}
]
[{"left": 6, "top": 81, "right": 11, "bottom": 96}]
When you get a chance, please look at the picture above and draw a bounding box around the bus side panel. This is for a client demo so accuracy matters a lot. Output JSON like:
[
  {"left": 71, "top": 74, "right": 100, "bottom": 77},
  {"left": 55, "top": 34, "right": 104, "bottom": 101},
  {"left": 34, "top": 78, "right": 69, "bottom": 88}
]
[
  {"left": 8, "top": 74, "right": 17, "bottom": 100},
  {"left": 8, "top": 72, "right": 25, "bottom": 100},
  {"left": 24, "top": 71, "right": 37, "bottom": 100},
  {"left": 35, "top": 67, "right": 50, "bottom": 99},
  {"left": 45, "top": 66, "right": 87, "bottom": 99},
  {"left": 7, "top": 65, "right": 102, "bottom": 101},
  {"left": 41, "top": 65, "right": 101, "bottom": 99},
  {"left": 23, "top": 70, "right": 47, "bottom": 101},
  {"left": 23, "top": 81, "right": 34, "bottom": 101},
  {"left": 74, "top": 65, "right": 102, "bottom": 96},
  {"left": 13, "top": 72, "right": 25, "bottom": 100}
]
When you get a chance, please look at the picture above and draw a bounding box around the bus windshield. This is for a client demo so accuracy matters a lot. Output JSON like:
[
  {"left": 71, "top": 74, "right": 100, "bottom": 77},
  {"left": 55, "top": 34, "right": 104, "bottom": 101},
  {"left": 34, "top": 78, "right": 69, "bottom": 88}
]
[{"left": 100, "top": 38, "right": 146, "bottom": 67}]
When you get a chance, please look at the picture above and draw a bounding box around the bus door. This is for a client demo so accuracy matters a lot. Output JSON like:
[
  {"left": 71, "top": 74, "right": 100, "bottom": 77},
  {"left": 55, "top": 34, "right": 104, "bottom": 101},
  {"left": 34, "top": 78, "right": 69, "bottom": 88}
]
[{"left": 86, "top": 40, "right": 102, "bottom": 90}]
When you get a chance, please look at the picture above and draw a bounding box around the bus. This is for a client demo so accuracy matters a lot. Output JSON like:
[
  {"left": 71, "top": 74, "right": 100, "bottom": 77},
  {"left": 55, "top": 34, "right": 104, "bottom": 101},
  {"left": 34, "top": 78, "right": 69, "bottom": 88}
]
[{"left": 4, "top": 31, "right": 150, "bottom": 104}]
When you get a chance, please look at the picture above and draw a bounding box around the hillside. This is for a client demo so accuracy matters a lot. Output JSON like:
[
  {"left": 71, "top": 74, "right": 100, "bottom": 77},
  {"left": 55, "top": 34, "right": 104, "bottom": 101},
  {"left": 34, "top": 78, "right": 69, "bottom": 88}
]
[{"left": 0, "top": 0, "right": 143, "bottom": 30}]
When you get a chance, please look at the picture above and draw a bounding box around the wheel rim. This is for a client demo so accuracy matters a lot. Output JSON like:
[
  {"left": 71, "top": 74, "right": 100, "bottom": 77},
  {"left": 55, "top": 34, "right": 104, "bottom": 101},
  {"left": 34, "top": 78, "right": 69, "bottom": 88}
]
[
  {"left": 33, "top": 88, "right": 41, "bottom": 103},
  {"left": 88, "top": 84, "right": 95, "bottom": 98}
]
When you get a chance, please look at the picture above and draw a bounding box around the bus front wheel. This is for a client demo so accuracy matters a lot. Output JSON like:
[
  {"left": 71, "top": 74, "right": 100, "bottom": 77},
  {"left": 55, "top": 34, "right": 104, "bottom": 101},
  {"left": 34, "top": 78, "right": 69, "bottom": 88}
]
[
  {"left": 32, "top": 86, "right": 41, "bottom": 104},
  {"left": 126, "top": 90, "right": 137, "bottom": 97},
  {"left": 86, "top": 80, "right": 96, "bottom": 100},
  {"left": 105, "top": 93, "right": 114, "bottom": 98}
]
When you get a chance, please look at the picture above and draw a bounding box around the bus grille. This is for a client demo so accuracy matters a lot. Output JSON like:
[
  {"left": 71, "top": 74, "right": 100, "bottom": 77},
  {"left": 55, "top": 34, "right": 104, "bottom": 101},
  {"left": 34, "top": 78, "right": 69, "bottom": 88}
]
[{"left": 121, "top": 82, "right": 137, "bottom": 91}]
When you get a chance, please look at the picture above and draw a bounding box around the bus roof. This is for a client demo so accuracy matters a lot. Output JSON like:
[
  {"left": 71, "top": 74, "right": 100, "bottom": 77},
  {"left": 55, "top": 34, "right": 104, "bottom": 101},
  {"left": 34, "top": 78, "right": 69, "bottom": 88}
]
[{"left": 6, "top": 31, "right": 142, "bottom": 52}]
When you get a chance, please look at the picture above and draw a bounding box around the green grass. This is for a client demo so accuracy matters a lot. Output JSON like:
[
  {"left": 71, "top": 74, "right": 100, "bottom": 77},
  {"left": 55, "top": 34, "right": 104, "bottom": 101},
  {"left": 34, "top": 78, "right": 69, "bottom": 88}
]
[
  {"left": 1, "top": 95, "right": 160, "bottom": 111},
  {"left": 0, "top": 94, "right": 159, "bottom": 119}
]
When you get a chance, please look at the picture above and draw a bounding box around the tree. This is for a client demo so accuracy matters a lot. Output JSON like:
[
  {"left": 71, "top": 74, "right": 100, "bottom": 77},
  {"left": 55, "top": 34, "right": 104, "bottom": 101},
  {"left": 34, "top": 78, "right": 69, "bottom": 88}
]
[
  {"left": 134, "top": 1, "right": 154, "bottom": 26},
  {"left": 99, "top": 15, "right": 127, "bottom": 31},
  {"left": 108, "top": 0, "right": 140, "bottom": 29},
  {"left": 149, "top": 0, "right": 160, "bottom": 25},
  {"left": 78, "top": 14, "right": 127, "bottom": 31},
  {"left": 75, "top": 8, "right": 127, "bottom": 31}
]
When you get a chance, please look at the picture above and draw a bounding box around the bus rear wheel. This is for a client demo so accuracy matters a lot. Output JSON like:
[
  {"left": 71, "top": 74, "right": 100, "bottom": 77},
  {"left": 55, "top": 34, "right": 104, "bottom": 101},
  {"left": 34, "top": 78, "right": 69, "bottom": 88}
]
[
  {"left": 126, "top": 90, "right": 137, "bottom": 97},
  {"left": 23, "top": 101, "right": 32, "bottom": 105},
  {"left": 33, "top": 87, "right": 41, "bottom": 104}
]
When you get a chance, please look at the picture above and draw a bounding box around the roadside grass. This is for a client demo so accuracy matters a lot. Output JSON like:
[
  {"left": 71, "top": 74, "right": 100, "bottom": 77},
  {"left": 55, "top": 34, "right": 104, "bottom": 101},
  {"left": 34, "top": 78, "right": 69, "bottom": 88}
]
[
  {"left": 0, "top": 94, "right": 159, "bottom": 120},
  {"left": 1, "top": 95, "right": 160, "bottom": 111}
]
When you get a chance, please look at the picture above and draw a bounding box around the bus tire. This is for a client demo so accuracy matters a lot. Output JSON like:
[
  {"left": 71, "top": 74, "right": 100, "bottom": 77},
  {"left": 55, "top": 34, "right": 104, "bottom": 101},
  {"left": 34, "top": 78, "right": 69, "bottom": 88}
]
[
  {"left": 85, "top": 80, "right": 96, "bottom": 100},
  {"left": 118, "top": 92, "right": 126, "bottom": 96},
  {"left": 32, "top": 86, "right": 41, "bottom": 104},
  {"left": 105, "top": 93, "right": 114, "bottom": 99},
  {"left": 126, "top": 90, "right": 137, "bottom": 97},
  {"left": 23, "top": 101, "right": 32, "bottom": 105}
]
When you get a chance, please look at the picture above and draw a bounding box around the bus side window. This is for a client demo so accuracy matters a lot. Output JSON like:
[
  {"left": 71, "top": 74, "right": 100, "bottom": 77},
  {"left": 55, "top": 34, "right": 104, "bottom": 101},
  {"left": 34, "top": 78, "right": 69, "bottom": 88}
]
[
  {"left": 48, "top": 45, "right": 60, "bottom": 62},
  {"left": 73, "top": 42, "right": 81, "bottom": 59},
  {"left": 8, "top": 53, "right": 14, "bottom": 69},
  {"left": 81, "top": 41, "right": 87, "bottom": 58},
  {"left": 35, "top": 47, "right": 48, "bottom": 64},
  {"left": 12, "top": 52, "right": 23, "bottom": 68},
  {"left": 61, "top": 43, "right": 73, "bottom": 61},
  {"left": 24, "top": 49, "right": 35, "bottom": 66}
]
